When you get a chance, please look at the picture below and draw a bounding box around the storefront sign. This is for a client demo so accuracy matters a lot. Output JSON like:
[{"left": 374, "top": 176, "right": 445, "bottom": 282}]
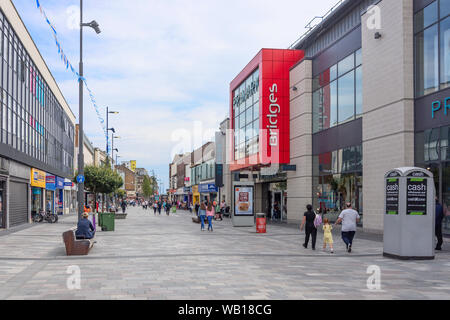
[
  {"left": 406, "top": 173, "right": 427, "bottom": 216},
  {"left": 431, "top": 97, "right": 450, "bottom": 119},
  {"left": 234, "top": 186, "right": 254, "bottom": 216},
  {"left": 184, "top": 187, "right": 192, "bottom": 193},
  {"left": 46, "top": 175, "right": 56, "bottom": 191},
  {"left": 198, "top": 183, "right": 218, "bottom": 193},
  {"left": 386, "top": 178, "right": 399, "bottom": 215},
  {"left": 30, "top": 168, "right": 46, "bottom": 188},
  {"left": 184, "top": 177, "right": 190, "bottom": 182},
  {"left": 56, "top": 176, "right": 64, "bottom": 189}
]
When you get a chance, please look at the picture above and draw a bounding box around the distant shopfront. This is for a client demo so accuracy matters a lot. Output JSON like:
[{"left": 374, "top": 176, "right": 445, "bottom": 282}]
[
  {"left": 45, "top": 174, "right": 57, "bottom": 214},
  {"left": 31, "top": 168, "right": 46, "bottom": 217},
  {"left": 198, "top": 183, "right": 218, "bottom": 202}
]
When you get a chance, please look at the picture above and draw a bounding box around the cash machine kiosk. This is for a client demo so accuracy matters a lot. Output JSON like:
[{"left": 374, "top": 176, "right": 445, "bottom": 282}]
[{"left": 384, "top": 167, "right": 435, "bottom": 260}]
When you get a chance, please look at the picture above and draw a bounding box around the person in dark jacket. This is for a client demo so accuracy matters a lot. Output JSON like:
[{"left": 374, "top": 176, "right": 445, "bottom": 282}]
[
  {"left": 300, "top": 204, "right": 317, "bottom": 250},
  {"left": 436, "top": 198, "right": 444, "bottom": 251},
  {"left": 75, "top": 212, "right": 95, "bottom": 240},
  {"left": 121, "top": 200, "right": 127, "bottom": 214}
]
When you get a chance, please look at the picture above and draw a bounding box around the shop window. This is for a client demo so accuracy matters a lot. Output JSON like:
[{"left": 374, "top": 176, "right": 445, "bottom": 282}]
[
  {"left": 415, "top": 25, "right": 439, "bottom": 96},
  {"left": 338, "top": 71, "right": 355, "bottom": 124},
  {"left": 355, "top": 66, "right": 363, "bottom": 117},
  {"left": 440, "top": 16, "right": 450, "bottom": 89},
  {"left": 442, "top": 0, "right": 450, "bottom": 19},
  {"left": 414, "top": 1, "right": 438, "bottom": 34},
  {"left": 355, "top": 48, "right": 362, "bottom": 67},
  {"left": 338, "top": 53, "right": 354, "bottom": 77}
]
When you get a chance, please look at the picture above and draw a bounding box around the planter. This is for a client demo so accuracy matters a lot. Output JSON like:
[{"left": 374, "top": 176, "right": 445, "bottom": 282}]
[{"left": 115, "top": 213, "right": 127, "bottom": 220}]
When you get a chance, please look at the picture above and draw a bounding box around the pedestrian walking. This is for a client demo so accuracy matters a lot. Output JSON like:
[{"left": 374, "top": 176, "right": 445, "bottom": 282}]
[
  {"left": 199, "top": 202, "right": 207, "bottom": 231},
  {"left": 153, "top": 202, "right": 157, "bottom": 215},
  {"left": 322, "top": 218, "right": 334, "bottom": 253},
  {"left": 334, "top": 202, "right": 360, "bottom": 253},
  {"left": 206, "top": 202, "right": 215, "bottom": 231},
  {"left": 213, "top": 201, "right": 221, "bottom": 221},
  {"left": 435, "top": 197, "right": 444, "bottom": 251},
  {"left": 195, "top": 202, "right": 200, "bottom": 216},
  {"left": 300, "top": 204, "right": 317, "bottom": 250},
  {"left": 166, "top": 202, "right": 171, "bottom": 215},
  {"left": 121, "top": 200, "right": 127, "bottom": 214},
  {"left": 158, "top": 201, "right": 162, "bottom": 215}
]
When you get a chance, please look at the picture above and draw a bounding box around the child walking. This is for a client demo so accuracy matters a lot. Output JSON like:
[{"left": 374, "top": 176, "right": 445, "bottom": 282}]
[{"left": 322, "top": 218, "right": 334, "bottom": 253}]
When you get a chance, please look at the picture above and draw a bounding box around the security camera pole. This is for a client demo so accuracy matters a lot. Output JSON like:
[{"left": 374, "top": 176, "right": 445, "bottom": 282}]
[{"left": 77, "top": 0, "right": 101, "bottom": 222}]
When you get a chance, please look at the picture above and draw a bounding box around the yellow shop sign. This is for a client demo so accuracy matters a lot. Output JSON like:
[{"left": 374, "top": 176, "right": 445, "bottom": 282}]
[{"left": 30, "top": 168, "right": 46, "bottom": 188}]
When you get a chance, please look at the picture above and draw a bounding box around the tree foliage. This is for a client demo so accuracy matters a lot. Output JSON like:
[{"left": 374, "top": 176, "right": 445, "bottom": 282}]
[
  {"left": 75, "top": 164, "right": 123, "bottom": 195},
  {"left": 142, "top": 175, "right": 154, "bottom": 199}
]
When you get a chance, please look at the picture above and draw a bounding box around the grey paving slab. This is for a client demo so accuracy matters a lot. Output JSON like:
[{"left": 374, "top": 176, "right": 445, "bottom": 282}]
[{"left": 0, "top": 207, "right": 449, "bottom": 300}]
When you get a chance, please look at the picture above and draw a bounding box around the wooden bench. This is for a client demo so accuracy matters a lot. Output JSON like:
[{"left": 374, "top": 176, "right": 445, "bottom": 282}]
[{"left": 62, "top": 227, "right": 94, "bottom": 256}]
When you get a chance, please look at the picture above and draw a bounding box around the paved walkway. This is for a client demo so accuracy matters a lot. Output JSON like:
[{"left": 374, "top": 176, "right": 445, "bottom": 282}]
[{"left": 0, "top": 206, "right": 449, "bottom": 300}]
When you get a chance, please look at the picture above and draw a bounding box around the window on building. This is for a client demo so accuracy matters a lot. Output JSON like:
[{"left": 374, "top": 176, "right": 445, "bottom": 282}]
[
  {"left": 312, "top": 49, "right": 362, "bottom": 133},
  {"left": 233, "top": 68, "right": 259, "bottom": 160},
  {"left": 415, "top": 0, "right": 450, "bottom": 96}
]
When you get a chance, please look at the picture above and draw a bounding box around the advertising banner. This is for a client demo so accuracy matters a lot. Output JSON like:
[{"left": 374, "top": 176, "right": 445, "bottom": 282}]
[
  {"left": 386, "top": 178, "right": 399, "bottom": 215},
  {"left": 406, "top": 177, "right": 427, "bottom": 215},
  {"left": 234, "top": 186, "right": 254, "bottom": 216},
  {"left": 130, "top": 160, "right": 137, "bottom": 172}
]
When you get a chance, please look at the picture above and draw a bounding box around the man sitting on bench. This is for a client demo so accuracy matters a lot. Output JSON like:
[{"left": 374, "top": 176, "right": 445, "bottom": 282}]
[{"left": 76, "top": 212, "right": 95, "bottom": 240}]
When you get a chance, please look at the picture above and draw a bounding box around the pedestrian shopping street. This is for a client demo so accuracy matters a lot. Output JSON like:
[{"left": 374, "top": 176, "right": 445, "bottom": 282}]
[{"left": 0, "top": 206, "right": 449, "bottom": 300}]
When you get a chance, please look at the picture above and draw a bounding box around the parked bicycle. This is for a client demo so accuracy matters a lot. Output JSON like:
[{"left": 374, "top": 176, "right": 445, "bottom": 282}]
[{"left": 32, "top": 210, "right": 58, "bottom": 224}]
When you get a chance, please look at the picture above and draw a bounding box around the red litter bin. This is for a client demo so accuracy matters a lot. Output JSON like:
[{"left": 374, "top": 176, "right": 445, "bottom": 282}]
[{"left": 256, "top": 213, "right": 266, "bottom": 233}]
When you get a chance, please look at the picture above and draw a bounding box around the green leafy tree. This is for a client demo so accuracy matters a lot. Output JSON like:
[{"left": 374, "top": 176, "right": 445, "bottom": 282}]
[
  {"left": 74, "top": 164, "right": 123, "bottom": 213},
  {"left": 142, "top": 175, "right": 154, "bottom": 199}
]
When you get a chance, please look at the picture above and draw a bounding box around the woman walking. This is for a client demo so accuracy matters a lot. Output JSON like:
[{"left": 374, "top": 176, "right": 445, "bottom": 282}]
[
  {"left": 206, "top": 202, "right": 215, "bottom": 232},
  {"left": 300, "top": 204, "right": 317, "bottom": 250},
  {"left": 199, "top": 202, "right": 207, "bottom": 231}
]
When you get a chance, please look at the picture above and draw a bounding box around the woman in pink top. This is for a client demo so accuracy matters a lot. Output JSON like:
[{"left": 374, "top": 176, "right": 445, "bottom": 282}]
[{"left": 206, "top": 202, "right": 215, "bottom": 232}]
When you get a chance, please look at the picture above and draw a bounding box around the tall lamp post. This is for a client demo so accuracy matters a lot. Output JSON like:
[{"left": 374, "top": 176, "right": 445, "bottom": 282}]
[
  {"left": 78, "top": 0, "right": 101, "bottom": 222},
  {"left": 106, "top": 107, "right": 119, "bottom": 164},
  {"left": 113, "top": 148, "right": 119, "bottom": 169},
  {"left": 112, "top": 136, "right": 120, "bottom": 168}
]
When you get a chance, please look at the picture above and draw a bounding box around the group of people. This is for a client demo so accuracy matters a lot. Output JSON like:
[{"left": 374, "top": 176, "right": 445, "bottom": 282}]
[
  {"left": 300, "top": 202, "right": 361, "bottom": 254},
  {"left": 195, "top": 200, "right": 224, "bottom": 231},
  {"left": 300, "top": 197, "right": 447, "bottom": 253}
]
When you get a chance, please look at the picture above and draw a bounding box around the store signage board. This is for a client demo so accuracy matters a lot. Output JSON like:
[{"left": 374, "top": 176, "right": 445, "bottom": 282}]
[
  {"left": 406, "top": 176, "right": 427, "bottom": 216},
  {"left": 234, "top": 186, "right": 254, "bottom": 216},
  {"left": 431, "top": 97, "right": 450, "bottom": 118},
  {"left": 386, "top": 177, "right": 399, "bottom": 215}
]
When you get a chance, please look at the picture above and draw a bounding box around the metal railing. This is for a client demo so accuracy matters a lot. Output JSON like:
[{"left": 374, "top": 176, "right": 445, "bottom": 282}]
[{"left": 288, "top": 0, "right": 346, "bottom": 49}]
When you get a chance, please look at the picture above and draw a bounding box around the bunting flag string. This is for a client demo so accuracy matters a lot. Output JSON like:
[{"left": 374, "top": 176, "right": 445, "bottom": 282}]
[{"left": 35, "top": 0, "right": 110, "bottom": 152}]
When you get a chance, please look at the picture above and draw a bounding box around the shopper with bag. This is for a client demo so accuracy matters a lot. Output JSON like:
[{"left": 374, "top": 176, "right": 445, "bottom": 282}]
[{"left": 300, "top": 204, "right": 318, "bottom": 250}]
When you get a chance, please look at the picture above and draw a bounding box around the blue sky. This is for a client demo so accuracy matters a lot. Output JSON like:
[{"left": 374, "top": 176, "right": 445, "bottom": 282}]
[{"left": 12, "top": 0, "right": 337, "bottom": 190}]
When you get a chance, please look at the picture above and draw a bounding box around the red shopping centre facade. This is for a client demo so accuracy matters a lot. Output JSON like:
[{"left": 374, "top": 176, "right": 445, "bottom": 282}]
[{"left": 229, "top": 48, "right": 304, "bottom": 172}]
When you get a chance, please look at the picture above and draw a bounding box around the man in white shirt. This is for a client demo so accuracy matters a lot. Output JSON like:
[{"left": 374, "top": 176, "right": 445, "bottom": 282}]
[{"left": 334, "top": 202, "right": 360, "bottom": 253}]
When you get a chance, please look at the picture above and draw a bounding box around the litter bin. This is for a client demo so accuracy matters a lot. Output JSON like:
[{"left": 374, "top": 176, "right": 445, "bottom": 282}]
[
  {"left": 256, "top": 213, "right": 266, "bottom": 233},
  {"left": 100, "top": 212, "right": 115, "bottom": 231}
]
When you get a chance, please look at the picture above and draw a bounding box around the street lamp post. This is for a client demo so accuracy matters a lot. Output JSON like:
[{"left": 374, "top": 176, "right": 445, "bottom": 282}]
[
  {"left": 78, "top": 0, "right": 101, "bottom": 222},
  {"left": 106, "top": 108, "right": 119, "bottom": 166},
  {"left": 113, "top": 148, "right": 118, "bottom": 169},
  {"left": 112, "top": 136, "right": 120, "bottom": 168}
]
